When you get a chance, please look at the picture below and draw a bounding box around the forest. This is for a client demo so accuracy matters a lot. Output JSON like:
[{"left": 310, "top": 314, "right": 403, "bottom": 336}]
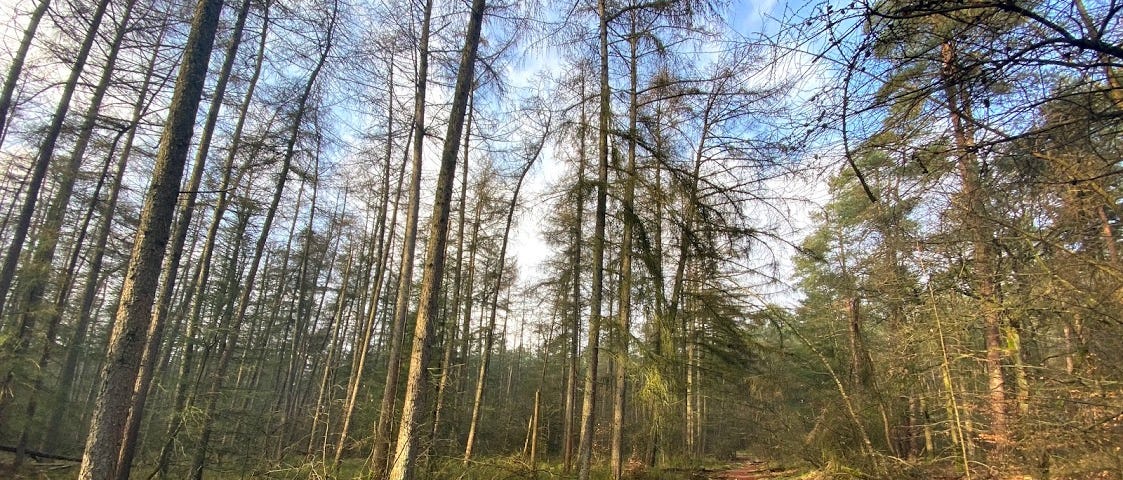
[{"left": 0, "top": 0, "right": 1120, "bottom": 478}]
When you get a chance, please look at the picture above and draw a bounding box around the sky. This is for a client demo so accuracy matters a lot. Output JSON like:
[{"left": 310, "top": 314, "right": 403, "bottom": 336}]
[
  {"left": 0, "top": 0, "right": 833, "bottom": 311},
  {"left": 503, "top": 0, "right": 833, "bottom": 307}
]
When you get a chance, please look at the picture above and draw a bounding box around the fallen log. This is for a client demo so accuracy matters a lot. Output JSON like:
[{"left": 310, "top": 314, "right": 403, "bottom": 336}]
[{"left": 0, "top": 444, "right": 82, "bottom": 462}]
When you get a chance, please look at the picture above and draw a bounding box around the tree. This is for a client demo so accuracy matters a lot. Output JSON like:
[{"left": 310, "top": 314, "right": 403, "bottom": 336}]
[
  {"left": 79, "top": 0, "right": 227, "bottom": 477},
  {"left": 0, "top": 0, "right": 111, "bottom": 349},
  {"left": 0, "top": 0, "right": 50, "bottom": 145},
  {"left": 151, "top": 3, "right": 273, "bottom": 474},
  {"left": 387, "top": 0, "right": 486, "bottom": 477},
  {"left": 369, "top": 1, "right": 433, "bottom": 474},
  {"left": 4, "top": 0, "right": 142, "bottom": 467},
  {"left": 576, "top": 1, "right": 611, "bottom": 477},
  {"left": 187, "top": 4, "right": 336, "bottom": 475},
  {"left": 463, "top": 109, "right": 549, "bottom": 463}
]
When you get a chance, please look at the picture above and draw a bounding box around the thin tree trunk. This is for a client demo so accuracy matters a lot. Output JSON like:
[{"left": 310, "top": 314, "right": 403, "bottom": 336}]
[
  {"left": 685, "top": 312, "right": 697, "bottom": 455},
  {"left": 0, "top": 0, "right": 50, "bottom": 145},
  {"left": 577, "top": 1, "right": 611, "bottom": 478},
  {"left": 309, "top": 245, "right": 354, "bottom": 456},
  {"left": 188, "top": 15, "right": 334, "bottom": 476},
  {"left": 332, "top": 152, "right": 407, "bottom": 466},
  {"left": 386, "top": 1, "right": 485, "bottom": 477},
  {"left": 611, "top": 26, "right": 639, "bottom": 480},
  {"left": 370, "top": 2, "right": 433, "bottom": 474},
  {"left": 788, "top": 321, "right": 880, "bottom": 470},
  {"left": 274, "top": 170, "right": 322, "bottom": 455},
  {"left": 563, "top": 70, "right": 588, "bottom": 473},
  {"left": 458, "top": 192, "right": 484, "bottom": 397},
  {"left": 333, "top": 56, "right": 410, "bottom": 468},
  {"left": 463, "top": 135, "right": 545, "bottom": 463},
  {"left": 77, "top": 0, "right": 227, "bottom": 477},
  {"left": 0, "top": 0, "right": 111, "bottom": 328},
  {"left": 529, "top": 389, "right": 541, "bottom": 468}
]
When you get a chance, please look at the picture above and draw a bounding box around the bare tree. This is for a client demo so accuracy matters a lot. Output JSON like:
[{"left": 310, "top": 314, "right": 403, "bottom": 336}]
[
  {"left": 369, "top": 1, "right": 433, "bottom": 474},
  {"left": 78, "top": 0, "right": 227, "bottom": 477},
  {"left": 387, "top": 0, "right": 486, "bottom": 478},
  {"left": 463, "top": 113, "right": 550, "bottom": 464}
]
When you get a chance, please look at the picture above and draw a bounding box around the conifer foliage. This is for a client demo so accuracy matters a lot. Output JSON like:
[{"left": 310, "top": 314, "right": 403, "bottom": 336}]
[{"left": 0, "top": 0, "right": 1119, "bottom": 478}]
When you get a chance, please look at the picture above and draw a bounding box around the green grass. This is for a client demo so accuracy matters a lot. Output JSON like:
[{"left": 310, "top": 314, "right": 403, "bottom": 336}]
[{"left": 3, "top": 452, "right": 754, "bottom": 479}]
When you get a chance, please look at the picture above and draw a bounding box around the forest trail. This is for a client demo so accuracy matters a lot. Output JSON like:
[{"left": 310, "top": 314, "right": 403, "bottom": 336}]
[{"left": 708, "top": 460, "right": 799, "bottom": 480}]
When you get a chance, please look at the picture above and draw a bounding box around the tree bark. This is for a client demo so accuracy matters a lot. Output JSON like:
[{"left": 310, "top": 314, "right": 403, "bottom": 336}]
[
  {"left": 386, "top": 1, "right": 485, "bottom": 477},
  {"left": 369, "top": 1, "right": 433, "bottom": 474},
  {"left": 577, "top": 1, "right": 611, "bottom": 477},
  {"left": 78, "top": 0, "right": 226, "bottom": 477}
]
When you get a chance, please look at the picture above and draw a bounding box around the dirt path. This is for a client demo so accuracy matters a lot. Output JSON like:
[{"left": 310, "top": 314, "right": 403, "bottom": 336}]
[{"left": 709, "top": 460, "right": 799, "bottom": 480}]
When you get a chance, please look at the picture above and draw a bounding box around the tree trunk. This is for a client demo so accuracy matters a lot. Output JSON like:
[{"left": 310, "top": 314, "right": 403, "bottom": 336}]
[
  {"left": 577, "top": 1, "right": 611, "bottom": 478},
  {"left": 611, "top": 25, "right": 639, "bottom": 480},
  {"left": 463, "top": 135, "right": 545, "bottom": 464},
  {"left": 458, "top": 191, "right": 484, "bottom": 397},
  {"left": 369, "top": 1, "right": 433, "bottom": 474},
  {"left": 529, "top": 388, "right": 541, "bottom": 467},
  {"left": 309, "top": 245, "right": 354, "bottom": 456},
  {"left": 563, "top": 69, "right": 588, "bottom": 474},
  {"left": 941, "top": 40, "right": 1008, "bottom": 449},
  {"left": 333, "top": 111, "right": 409, "bottom": 467},
  {"left": 430, "top": 97, "right": 474, "bottom": 447},
  {"left": 188, "top": 14, "right": 334, "bottom": 475},
  {"left": 0, "top": 0, "right": 50, "bottom": 144},
  {"left": 0, "top": 4, "right": 114, "bottom": 408},
  {"left": 114, "top": 1, "right": 252, "bottom": 475},
  {"left": 152, "top": 5, "right": 270, "bottom": 474},
  {"left": 386, "top": 1, "right": 485, "bottom": 477},
  {"left": 77, "top": 0, "right": 226, "bottom": 477}
]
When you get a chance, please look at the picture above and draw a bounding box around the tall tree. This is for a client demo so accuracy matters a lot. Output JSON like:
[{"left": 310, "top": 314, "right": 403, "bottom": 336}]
[
  {"left": 0, "top": 0, "right": 111, "bottom": 345},
  {"left": 387, "top": 0, "right": 486, "bottom": 477},
  {"left": 152, "top": 3, "right": 272, "bottom": 474},
  {"left": 188, "top": 4, "right": 336, "bottom": 475},
  {"left": 78, "top": 0, "right": 227, "bottom": 477},
  {"left": 0, "top": 0, "right": 50, "bottom": 145},
  {"left": 43, "top": 22, "right": 172, "bottom": 448},
  {"left": 463, "top": 116, "right": 549, "bottom": 463},
  {"left": 113, "top": 0, "right": 254, "bottom": 475},
  {"left": 6, "top": 0, "right": 141, "bottom": 465},
  {"left": 369, "top": 0, "right": 433, "bottom": 474},
  {"left": 576, "top": 1, "right": 611, "bottom": 478}
]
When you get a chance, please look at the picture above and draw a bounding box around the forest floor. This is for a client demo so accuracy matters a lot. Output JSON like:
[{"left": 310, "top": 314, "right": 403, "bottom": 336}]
[{"left": 706, "top": 460, "right": 802, "bottom": 480}]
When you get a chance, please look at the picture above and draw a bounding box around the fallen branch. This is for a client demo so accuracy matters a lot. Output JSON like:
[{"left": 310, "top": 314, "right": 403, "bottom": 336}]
[{"left": 0, "top": 444, "right": 82, "bottom": 462}]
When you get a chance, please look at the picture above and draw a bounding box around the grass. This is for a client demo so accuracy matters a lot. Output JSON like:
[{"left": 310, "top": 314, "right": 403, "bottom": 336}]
[{"left": 3, "top": 451, "right": 788, "bottom": 479}]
